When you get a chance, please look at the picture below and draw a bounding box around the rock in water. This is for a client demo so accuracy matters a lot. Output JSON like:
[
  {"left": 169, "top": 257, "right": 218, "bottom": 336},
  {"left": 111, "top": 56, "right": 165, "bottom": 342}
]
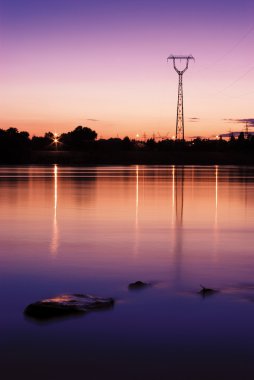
[
  {"left": 199, "top": 285, "right": 218, "bottom": 296},
  {"left": 24, "top": 294, "right": 114, "bottom": 319},
  {"left": 128, "top": 281, "right": 150, "bottom": 290}
]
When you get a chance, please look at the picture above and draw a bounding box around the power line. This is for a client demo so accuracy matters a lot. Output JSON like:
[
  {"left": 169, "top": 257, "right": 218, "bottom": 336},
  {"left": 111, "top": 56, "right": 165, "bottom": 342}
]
[
  {"left": 198, "top": 23, "right": 254, "bottom": 73},
  {"left": 217, "top": 64, "right": 254, "bottom": 95},
  {"left": 214, "top": 23, "right": 254, "bottom": 65}
]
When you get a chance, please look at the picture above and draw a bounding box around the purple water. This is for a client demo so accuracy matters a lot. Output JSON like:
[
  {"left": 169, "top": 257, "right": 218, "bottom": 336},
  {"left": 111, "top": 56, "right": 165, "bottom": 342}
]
[{"left": 1, "top": 165, "right": 254, "bottom": 379}]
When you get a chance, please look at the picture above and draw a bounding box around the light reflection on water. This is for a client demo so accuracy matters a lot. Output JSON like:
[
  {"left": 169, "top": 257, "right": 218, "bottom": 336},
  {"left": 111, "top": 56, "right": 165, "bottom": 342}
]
[
  {"left": 1, "top": 165, "right": 254, "bottom": 284},
  {"left": 1, "top": 165, "right": 254, "bottom": 379},
  {"left": 50, "top": 165, "right": 59, "bottom": 256},
  {"left": 1, "top": 165, "right": 254, "bottom": 280}
]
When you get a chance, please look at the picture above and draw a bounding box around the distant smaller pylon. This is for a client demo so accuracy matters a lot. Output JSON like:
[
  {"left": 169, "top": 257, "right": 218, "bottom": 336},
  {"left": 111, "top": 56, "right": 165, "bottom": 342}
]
[{"left": 244, "top": 121, "right": 249, "bottom": 139}]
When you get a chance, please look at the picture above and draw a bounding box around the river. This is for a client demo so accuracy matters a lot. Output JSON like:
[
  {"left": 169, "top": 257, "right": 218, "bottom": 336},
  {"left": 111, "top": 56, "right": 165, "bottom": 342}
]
[{"left": 1, "top": 165, "right": 254, "bottom": 379}]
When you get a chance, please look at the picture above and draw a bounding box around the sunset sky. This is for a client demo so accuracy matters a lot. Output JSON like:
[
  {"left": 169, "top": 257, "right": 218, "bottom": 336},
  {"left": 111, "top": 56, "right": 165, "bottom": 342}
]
[{"left": 1, "top": 0, "right": 254, "bottom": 139}]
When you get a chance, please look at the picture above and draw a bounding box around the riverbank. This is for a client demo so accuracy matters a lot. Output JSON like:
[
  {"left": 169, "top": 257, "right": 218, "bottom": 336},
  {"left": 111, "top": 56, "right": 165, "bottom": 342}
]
[{"left": 15, "top": 150, "right": 254, "bottom": 165}]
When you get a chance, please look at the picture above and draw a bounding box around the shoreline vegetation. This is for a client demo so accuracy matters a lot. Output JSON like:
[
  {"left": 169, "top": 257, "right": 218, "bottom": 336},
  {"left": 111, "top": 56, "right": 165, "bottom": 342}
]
[{"left": 1, "top": 125, "right": 254, "bottom": 165}]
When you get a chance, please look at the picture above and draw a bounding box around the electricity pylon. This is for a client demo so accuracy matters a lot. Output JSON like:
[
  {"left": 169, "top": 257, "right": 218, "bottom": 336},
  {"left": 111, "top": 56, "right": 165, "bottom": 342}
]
[
  {"left": 244, "top": 121, "right": 249, "bottom": 139},
  {"left": 167, "top": 55, "right": 194, "bottom": 140}
]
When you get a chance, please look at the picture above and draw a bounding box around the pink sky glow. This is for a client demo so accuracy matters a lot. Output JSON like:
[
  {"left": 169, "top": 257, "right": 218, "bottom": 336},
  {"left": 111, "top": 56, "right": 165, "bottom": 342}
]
[{"left": 1, "top": 0, "right": 254, "bottom": 139}]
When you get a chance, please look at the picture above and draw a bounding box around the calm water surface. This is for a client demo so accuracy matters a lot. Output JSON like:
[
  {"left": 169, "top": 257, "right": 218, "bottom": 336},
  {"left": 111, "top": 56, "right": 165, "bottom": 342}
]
[{"left": 1, "top": 165, "right": 254, "bottom": 379}]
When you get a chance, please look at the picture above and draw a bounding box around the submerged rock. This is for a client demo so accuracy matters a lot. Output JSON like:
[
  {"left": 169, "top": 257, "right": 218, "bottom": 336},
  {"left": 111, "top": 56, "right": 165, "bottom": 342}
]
[
  {"left": 128, "top": 281, "right": 150, "bottom": 290},
  {"left": 199, "top": 285, "right": 218, "bottom": 297},
  {"left": 24, "top": 294, "right": 114, "bottom": 319}
]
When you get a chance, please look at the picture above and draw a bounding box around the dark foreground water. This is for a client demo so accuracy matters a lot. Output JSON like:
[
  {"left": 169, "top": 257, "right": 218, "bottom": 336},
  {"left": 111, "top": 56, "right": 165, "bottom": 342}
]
[{"left": 1, "top": 165, "right": 254, "bottom": 379}]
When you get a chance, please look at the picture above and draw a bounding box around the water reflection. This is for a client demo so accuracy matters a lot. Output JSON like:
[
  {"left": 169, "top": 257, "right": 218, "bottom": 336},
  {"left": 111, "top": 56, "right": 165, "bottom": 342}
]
[
  {"left": 172, "top": 166, "right": 175, "bottom": 224},
  {"left": 174, "top": 167, "right": 184, "bottom": 227},
  {"left": 172, "top": 166, "right": 184, "bottom": 285},
  {"left": 215, "top": 165, "right": 218, "bottom": 226},
  {"left": 133, "top": 165, "right": 140, "bottom": 257},
  {"left": 135, "top": 165, "right": 139, "bottom": 227},
  {"left": 213, "top": 165, "right": 219, "bottom": 262},
  {"left": 2, "top": 166, "right": 254, "bottom": 380},
  {"left": 50, "top": 165, "right": 59, "bottom": 256},
  {"left": 1, "top": 165, "right": 254, "bottom": 282}
]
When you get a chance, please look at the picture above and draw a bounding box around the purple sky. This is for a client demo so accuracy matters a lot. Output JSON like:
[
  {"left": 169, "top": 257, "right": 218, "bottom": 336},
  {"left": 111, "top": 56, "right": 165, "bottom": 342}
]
[{"left": 1, "top": 0, "right": 254, "bottom": 138}]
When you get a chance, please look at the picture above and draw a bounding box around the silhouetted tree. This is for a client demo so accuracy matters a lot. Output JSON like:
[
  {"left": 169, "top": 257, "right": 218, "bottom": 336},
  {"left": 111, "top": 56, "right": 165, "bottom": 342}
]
[
  {"left": 122, "top": 136, "right": 133, "bottom": 150},
  {"left": 0, "top": 127, "right": 31, "bottom": 162},
  {"left": 238, "top": 132, "right": 245, "bottom": 142},
  {"left": 230, "top": 134, "right": 236, "bottom": 143},
  {"left": 146, "top": 138, "right": 156, "bottom": 150},
  {"left": 1, "top": 124, "right": 254, "bottom": 164},
  {"left": 31, "top": 131, "right": 55, "bottom": 150},
  {"left": 236, "top": 131, "right": 246, "bottom": 150},
  {"left": 44, "top": 132, "right": 54, "bottom": 140},
  {"left": 60, "top": 126, "right": 97, "bottom": 150}
]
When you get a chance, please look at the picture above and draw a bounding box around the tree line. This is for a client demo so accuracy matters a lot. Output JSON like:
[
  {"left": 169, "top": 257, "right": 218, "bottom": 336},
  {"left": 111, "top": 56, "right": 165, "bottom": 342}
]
[{"left": 0, "top": 125, "right": 254, "bottom": 163}]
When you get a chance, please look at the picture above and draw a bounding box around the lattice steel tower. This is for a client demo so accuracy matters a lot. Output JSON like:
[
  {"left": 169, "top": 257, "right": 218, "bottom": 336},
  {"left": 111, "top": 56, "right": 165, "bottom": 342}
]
[{"left": 167, "top": 55, "right": 194, "bottom": 140}]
